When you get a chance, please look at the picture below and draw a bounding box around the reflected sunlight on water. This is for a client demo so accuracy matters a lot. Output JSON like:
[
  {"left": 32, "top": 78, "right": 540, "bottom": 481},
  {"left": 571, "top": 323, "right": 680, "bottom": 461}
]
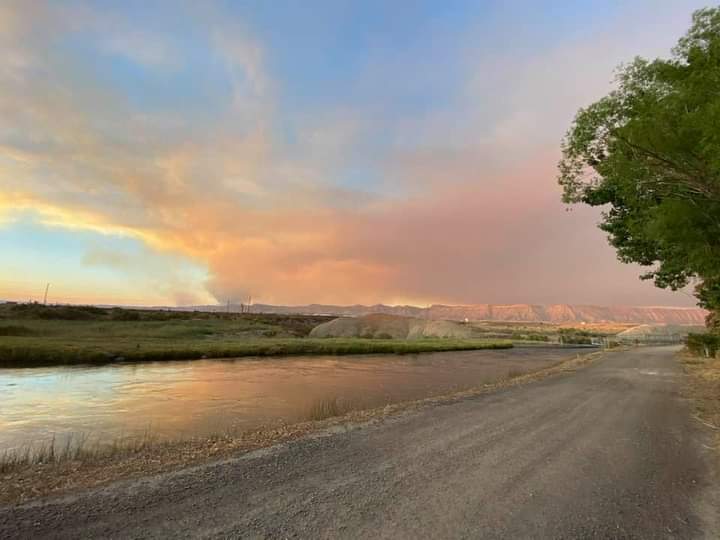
[{"left": 0, "top": 347, "right": 583, "bottom": 451}]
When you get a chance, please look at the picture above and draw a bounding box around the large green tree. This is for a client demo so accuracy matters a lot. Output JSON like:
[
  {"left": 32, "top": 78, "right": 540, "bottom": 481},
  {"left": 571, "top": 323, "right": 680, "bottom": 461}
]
[{"left": 559, "top": 7, "right": 720, "bottom": 327}]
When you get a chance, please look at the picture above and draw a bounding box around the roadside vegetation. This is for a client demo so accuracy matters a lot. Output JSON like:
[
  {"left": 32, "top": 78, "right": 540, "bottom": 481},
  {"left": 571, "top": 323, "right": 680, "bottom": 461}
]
[
  {"left": 687, "top": 333, "right": 720, "bottom": 358},
  {"left": 681, "top": 352, "right": 720, "bottom": 454}
]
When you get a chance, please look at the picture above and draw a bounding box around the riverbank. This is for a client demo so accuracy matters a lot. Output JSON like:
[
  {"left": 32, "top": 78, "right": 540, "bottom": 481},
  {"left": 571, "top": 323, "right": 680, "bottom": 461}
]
[
  {"left": 0, "top": 304, "right": 512, "bottom": 367},
  {"left": 0, "top": 336, "right": 511, "bottom": 367},
  {"left": 0, "top": 349, "right": 603, "bottom": 504}
]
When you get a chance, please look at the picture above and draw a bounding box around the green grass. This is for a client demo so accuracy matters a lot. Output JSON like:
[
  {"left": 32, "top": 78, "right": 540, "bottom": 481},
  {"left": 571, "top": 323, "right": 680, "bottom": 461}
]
[
  {"left": 0, "top": 304, "right": 511, "bottom": 367},
  {"left": 0, "top": 335, "right": 512, "bottom": 367},
  {"left": 0, "top": 303, "right": 334, "bottom": 337}
]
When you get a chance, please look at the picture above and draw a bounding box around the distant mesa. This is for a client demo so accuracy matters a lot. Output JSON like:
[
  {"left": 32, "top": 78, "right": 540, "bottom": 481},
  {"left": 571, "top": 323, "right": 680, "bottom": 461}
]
[{"left": 195, "top": 302, "right": 707, "bottom": 325}]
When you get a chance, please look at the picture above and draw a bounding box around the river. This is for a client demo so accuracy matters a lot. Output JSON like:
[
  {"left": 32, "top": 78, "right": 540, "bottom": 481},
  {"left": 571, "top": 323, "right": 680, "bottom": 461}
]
[{"left": 0, "top": 346, "right": 587, "bottom": 452}]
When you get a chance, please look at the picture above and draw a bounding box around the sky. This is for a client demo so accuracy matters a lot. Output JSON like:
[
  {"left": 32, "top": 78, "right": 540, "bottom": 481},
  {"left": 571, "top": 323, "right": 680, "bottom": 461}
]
[{"left": 0, "top": 0, "right": 709, "bottom": 307}]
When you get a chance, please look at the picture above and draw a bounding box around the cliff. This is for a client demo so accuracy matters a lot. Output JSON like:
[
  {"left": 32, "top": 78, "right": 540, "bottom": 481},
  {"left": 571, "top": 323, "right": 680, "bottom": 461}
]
[{"left": 235, "top": 303, "right": 707, "bottom": 325}]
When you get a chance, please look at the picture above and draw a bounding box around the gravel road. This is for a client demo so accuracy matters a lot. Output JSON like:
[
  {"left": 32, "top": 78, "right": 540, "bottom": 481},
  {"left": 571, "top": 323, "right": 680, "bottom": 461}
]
[{"left": 1, "top": 346, "right": 718, "bottom": 539}]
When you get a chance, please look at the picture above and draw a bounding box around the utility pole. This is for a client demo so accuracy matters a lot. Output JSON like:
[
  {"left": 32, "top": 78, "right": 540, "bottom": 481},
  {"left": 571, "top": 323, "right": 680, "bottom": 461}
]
[
  {"left": 43, "top": 283, "right": 50, "bottom": 305},
  {"left": 247, "top": 295, "right": 252, "bottom": 314}
]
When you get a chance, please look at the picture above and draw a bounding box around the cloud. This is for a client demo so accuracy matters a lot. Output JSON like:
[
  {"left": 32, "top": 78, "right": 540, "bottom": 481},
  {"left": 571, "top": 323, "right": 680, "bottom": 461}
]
[
  {"left": 102, "top": 31, "right": 179, "bottom": 69},
  {"left": 0, "top": 0, "right": 703, "bottom": 307}
]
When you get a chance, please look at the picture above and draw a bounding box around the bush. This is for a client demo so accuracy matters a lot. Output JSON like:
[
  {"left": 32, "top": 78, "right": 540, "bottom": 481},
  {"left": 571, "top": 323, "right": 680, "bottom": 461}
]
[
  {"left": 687, "top": 333, "right": 720, "bottom": 357},
  {"left": 511, "top": 332, "right": 549, "bottom": 342},
  {"left": 10, "top": 303, "right": 106, "bottom": 320},
  {"left": 110, "top": 309, "right": 141, "bottom": 321},
  {"left": 0, "top": 325, "right": 36, "bottom": 337},
  {"left": 558, "top": 328, "right": 594, "bottom": 345}
]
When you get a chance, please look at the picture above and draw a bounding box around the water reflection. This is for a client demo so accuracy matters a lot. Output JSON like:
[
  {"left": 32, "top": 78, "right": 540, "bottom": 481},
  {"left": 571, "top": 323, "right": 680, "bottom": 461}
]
[{"left": 0, "top": 347, "right": 582, "bottom": 451}]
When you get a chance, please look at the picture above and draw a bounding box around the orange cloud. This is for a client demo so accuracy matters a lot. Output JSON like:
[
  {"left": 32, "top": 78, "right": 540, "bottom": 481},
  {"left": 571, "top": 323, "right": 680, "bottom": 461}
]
[{"left": 0, "top": 0, "right": 699, "bottom": 307}]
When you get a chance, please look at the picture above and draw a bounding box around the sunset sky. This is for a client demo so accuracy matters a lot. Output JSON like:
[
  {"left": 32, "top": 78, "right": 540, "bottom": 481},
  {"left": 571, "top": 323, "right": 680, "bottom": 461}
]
[{"left": 0, "top": 0, "right": 707, "bottom": 307}]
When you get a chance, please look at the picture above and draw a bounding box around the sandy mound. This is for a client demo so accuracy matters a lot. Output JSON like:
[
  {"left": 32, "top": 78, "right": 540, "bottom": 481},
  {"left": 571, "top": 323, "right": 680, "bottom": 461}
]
[{"left": 309, "top": 314, "right": 478, "bottom": 339}]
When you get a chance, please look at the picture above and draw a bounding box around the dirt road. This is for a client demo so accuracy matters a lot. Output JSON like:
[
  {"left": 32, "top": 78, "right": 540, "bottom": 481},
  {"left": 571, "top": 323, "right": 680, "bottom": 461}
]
[{"left": 1, "top": 346, "right": 718, "bottom": 538}]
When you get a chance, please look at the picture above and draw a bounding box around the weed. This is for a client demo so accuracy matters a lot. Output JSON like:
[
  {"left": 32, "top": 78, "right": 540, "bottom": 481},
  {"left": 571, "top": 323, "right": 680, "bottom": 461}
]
[
  {"left": 306, "top": 396, "right": 356, "bottom": 421},
  {"left": 0, "top": 430, "right": 159, "bottom": 473}
]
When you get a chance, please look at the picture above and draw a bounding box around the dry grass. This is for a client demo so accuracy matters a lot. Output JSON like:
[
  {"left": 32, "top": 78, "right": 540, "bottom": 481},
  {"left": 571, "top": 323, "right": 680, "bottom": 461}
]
[
  {"left": 680, "top": 351, "right": 720, "bottom": 453},
  {"left": 0, "top": 432, "right": 159, "bottom": 474},
  {"left": 306, "top": 397, "right": 358, "bottom": 421}
]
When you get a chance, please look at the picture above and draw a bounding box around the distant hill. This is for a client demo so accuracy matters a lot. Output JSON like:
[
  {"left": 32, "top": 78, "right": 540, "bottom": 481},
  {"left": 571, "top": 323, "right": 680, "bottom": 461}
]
[{"left": 188, "top": 302, "right": 707, "bottom": 325}]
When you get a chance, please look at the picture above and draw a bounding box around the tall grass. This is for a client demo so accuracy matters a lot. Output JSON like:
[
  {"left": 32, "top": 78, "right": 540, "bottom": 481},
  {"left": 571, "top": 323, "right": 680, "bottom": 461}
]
[
  {"left": 0, "top": 325, "right": 36, "bottom": 337},
  {"left": 506, "top": 368, "right": 525, "bottom": 379},
  {"left": 0, "top": 431, "right": 160, "bottom": 474},
  {"left": 305, "top": 396, "right": 358, "bottom": 421}
]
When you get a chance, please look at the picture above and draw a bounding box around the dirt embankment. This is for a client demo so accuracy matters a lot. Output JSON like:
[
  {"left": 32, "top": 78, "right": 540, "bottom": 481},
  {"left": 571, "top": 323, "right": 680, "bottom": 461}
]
[{"left": 309, "top": 314, "right": 479, "bottom": 339}]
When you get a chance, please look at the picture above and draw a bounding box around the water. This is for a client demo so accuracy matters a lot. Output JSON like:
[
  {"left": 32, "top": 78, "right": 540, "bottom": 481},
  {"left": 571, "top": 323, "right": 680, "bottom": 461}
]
[{"left": 0, "top": 346, "right": 584, "bottom": 452}]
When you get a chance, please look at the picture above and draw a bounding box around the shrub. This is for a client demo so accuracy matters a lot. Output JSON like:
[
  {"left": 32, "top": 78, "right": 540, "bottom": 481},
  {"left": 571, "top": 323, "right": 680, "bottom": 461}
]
[
  {"left": 110, "top": 309, "right": 141, "bottom": 321},
  {"left": 687, "top": 333, "right": 720, "bottom": 357},
  {"left": 10, "top": 304, "right": 106, "bottom": 320},
  {"left": 0, "top": 325, "right": 36, "bottom": 337},
  {"left": 558, "top": 328, "right": 594, "bottom": 345}
]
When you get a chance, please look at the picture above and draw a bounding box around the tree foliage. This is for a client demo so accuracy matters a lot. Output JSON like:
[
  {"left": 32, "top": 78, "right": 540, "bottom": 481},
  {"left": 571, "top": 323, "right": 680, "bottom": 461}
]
[{"left": 559, "top": 7, "right": 720, "bottom": 326}]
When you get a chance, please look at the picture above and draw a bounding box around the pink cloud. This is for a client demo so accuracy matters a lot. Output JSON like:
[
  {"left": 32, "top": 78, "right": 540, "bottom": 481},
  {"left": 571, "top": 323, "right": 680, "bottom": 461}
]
[{"left": 0, "top": 0, "right": 701, "bottom": 307}]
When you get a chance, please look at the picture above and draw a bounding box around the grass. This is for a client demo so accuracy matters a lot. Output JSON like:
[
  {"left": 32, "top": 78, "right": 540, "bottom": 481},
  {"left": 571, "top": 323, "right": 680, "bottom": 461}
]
[
  {"left": 0, "top": 395, "right": 361, "bottom": 473},
  {"left": 0, "top": 431, "right": 160, "bottom": 474},
  {"left": 681, "top": 350, "right": 720, "bottom": 454},
  {"left": 0, "top": 336, "right": 512, "bottom": 367},
  {"left": 506, "top": 368, "right": 525, "bottom": 378},
  {"left": 0, "top": 303, "right": 333, "bottom": 338},
  {"left": 305, "top": 396, "right": 359, "bottom": 421},
  {"left": 0, "top": 304, "right": 511, "bottom": 367},
  {"left": 0, "top": 396, "right": 360, "bottom": 473},
  {"left": 469, "top": 320, "right": 632, "bottom": 341}
]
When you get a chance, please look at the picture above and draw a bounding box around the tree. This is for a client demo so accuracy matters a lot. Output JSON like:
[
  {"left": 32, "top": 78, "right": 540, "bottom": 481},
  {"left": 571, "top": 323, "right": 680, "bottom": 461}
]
[{"left": 558, "top": 7, "right": 720, "bottom": 327}]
